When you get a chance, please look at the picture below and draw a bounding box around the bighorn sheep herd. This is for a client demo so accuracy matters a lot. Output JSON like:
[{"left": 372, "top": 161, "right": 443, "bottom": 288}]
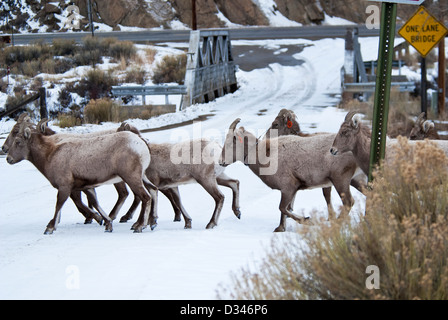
[{"left": 3, "top": 109, "right": 445, "bottom": 234}]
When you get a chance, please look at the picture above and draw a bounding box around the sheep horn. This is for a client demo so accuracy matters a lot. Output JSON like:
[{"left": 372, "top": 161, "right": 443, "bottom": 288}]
[
  {"left": 16, "top": 113, "right": 30, "bottom": 124},
  {"left": 37, "top": 118, "right": 50, "bottom": 133},
  {"left": 416, "top": 112, "right": 426, "bottom": 124},
  {"left": 344, "top": 111, "right": 359, "bottom": 122},
  {"left": 229, "top": 118, "right": 241, "bottom": 131}
]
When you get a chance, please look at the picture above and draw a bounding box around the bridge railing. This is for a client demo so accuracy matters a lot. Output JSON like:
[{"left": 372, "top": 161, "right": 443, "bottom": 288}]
[
  {"left": 111, "top": 85, "right": 187, "bottom": 110},
  {"left": 182, "top": 30, "right": 238, "bottom": 108}
]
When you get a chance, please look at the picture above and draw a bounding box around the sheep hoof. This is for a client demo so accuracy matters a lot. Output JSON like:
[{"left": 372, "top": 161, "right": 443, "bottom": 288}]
[
  {"left": 302, "top": 217, "right": 314, "bottom": 226},
  {"left": 119, "top": 216, "right": 129, "bottom": 223},
  {"left": 44, "top": 228, "right": 54, "bottom": 235},
  {"left": 273, "top": 226, "right": 285, "bottom": 232},
  {"left": 132, "top": 224, "right": 146, "bottom": 233},
  {"left": 150, "top": 223, "right": 157, "bottom": 231},
  {"left": 234, "top": 209, "right": 241, "bottom": 219},
  {"left": 84, "top": 218, "right": 93, "bottom": 224},
  {"left": 206, "top": 222, "right": 217, "bottom": 229},
  {"left": 104, "top": 223, "right": 113, "bottom": 233}
]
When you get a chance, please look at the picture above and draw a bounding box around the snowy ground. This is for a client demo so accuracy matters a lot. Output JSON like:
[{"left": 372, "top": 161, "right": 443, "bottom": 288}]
[{"left": 0, "top": 37, "right": 370, "bottom": 300}]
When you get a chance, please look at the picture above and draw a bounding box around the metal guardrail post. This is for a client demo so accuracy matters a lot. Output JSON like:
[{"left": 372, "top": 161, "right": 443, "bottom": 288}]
[{"left": 368, "top": 2, "right": 397, "bottom": 182}]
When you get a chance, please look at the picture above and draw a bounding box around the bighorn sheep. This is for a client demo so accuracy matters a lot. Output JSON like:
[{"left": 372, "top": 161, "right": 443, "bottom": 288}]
[
  {"left": 6, "top": 120, "right": 157, "bottom": 234},
  {"left": 117, "top": 122, "right": 241, "bottom": 230},
  {"left": 330, "top": 111, "right": 448, "bottom": 175},
  {"left": 32, "top": 120, "right": 185, "bottom": 228},
  {"left": 2, "top": 116, "right": 123, "bottom": 225},
  {"left": 409, "top": 112, "right": 440, "bottom": 140},
  {"left": 3, "top": 116, "right": 104, "bottom": 224},
  {"left": 265, "top": 108, "right": 367, "bottom": 219},
  {"left": 219, "top": 118, "right": 361, "bottom": 232}
]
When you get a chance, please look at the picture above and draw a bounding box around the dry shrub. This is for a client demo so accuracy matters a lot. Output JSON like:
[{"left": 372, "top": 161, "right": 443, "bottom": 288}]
[
  {"left": 219, "top": 139, "right": 448, "bottom": 300},
  {"left": 125, "top": 66, "right": 147, "bottom": 84},
  {"left": 57, "top": 113, "right": 82, "bottom": 128},
  {"left": 75, "top": 69, "right": 118, "bottom": 100},
  {"left": 84, "top": 98, "right": 120, "bottom": 124},
  {"left": 145, "top": 48, "right": 157, "bottom": 65},
  {"left": 152, "top": 54, "right": 186, "bottom": 85}
]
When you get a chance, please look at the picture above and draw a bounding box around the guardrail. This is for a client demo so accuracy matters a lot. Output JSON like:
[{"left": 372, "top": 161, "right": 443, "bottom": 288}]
[
  {"left": 111, "top": 85, "right": 187, "bottom": 110},
  {"left": 343, "top": 81, "right": 416, "bottom": 93}
]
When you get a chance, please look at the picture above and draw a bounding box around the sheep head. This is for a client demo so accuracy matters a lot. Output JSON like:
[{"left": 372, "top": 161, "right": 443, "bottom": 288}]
[
  {"left": 330, "top": 111, "right": 363, "bottom": 156},
  {"left": 266, "top": 108, "right": 301, "bottom": 138},
  {"left": 409, "top": 112, "right": 437, "bottom": 140},
  {"left": 6, "top": 121, "right": 34, "bottom": 165},
  {"left": 2, "top": 113, "right": 33, "bottom": 153},
  {"left": 220, "top": 118, "right": 257, "bottom": 167}
]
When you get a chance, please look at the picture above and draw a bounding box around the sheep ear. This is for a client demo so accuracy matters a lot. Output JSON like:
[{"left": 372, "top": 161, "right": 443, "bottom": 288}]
[
  {"left": 423, "top": 120, "right": 434, "bottom": 133},
  {"left": 351, "top": 114, "right": 361, "bottom": 129},
  {"left": 24, "top": 127, "right": 31, "bottom": 140},
  {"left": 235, "top": 128, "right": 245, "bottom": 143}
]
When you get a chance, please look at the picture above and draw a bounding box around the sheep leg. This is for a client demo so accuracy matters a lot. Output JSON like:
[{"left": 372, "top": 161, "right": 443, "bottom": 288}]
[
  {"left": 331, "top": 180, "right": 354, "bottom": 219},
  {"left": 217, "top": 174, "right": 241, "bottom": 219},
  {"left": 108, "top": 182, "right": 129, "bottom": 221},
  {"left": 84, "top": 188, "right": 97, "bottom": 210},
  {"left": 163, "top": 187, "right": 192, "bottom": 229},
  {"left": 146, "top": 188, "right": 159, "bottom": 230},
  {"left": 70, "top": 191, "right": 103, "bottom": 225},
  {"left": 161, "top": 188, "right": 183, "bottom": 222},
  {"left": 143, "top": 180, "right": 158, "bottom": 230},
  {"left": 350, "top": 176, "right": 367, "bottom": 195},
  {"left": 275, "top": 190, "right": 307, "bottom": 232},
  {"left": 45, "top": 188, "right": 70, "bottom": 234},
  {"left": 83, "top": 189, "right": 113, "bottom": 232},
  {"left": 130, "top": 184, "right": 153, "bottom": 233},
  {"left": 120, "top": 196, "right": 140, "bottom": 223},
  {"left": 275, "top": 213, "right": 287, "bottom": 233},
  {"left": 322, "top": 187, "right": 336, "bottom": 220},
  {"left": 199, "top": 180, "right": 225, "bottom": 229}
]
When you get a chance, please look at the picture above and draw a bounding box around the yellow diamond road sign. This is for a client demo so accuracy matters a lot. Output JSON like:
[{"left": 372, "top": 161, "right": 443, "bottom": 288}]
[{"left": 398, "top": 6, "right": 448, "bottom": 57}]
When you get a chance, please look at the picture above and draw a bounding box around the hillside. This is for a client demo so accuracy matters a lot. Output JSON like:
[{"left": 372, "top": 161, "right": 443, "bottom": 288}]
[{"left": 1, "top": 0, "right": 444, "bottom": 33}]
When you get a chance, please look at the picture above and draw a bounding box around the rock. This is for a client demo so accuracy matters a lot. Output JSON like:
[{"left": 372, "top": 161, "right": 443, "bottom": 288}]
[
  {"left": 74, "top": 0, "right": 159, "bottom": 29},
  {"left": 216, "top": 0, "right": 268, "bottom": 26}
]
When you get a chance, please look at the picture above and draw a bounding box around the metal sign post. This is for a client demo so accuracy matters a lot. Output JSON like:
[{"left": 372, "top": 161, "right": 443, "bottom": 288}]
[{"left": 368, "top": 2, "right": 398, "bottom": 181}]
